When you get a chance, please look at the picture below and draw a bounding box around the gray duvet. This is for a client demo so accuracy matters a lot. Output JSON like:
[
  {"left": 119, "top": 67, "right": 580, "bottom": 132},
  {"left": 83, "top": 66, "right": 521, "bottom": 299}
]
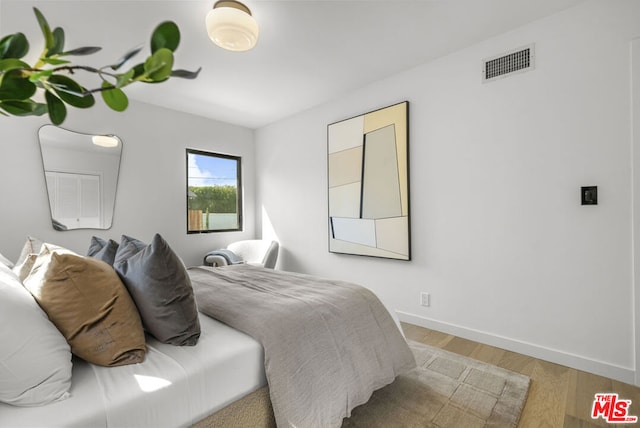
[{"left": 188, "top": 264, "right": 416, "bottom": 428}]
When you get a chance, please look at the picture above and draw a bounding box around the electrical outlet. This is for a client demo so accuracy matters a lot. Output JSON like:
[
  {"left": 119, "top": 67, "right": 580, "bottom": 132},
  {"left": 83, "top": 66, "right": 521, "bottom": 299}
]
[{"left": 420, "top": 292, "right": 430, "bottom": 307}]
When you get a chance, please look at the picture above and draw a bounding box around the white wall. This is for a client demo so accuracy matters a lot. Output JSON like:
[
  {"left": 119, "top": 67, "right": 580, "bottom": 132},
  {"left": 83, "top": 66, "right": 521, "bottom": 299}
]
[
  {"left": 0, "top": 100, "right": 255, "bottom": 267},
  {"left": 255, "top": 0, "right": 640, "bottom": 383},
  {"left": 632, "top": 37, "right": 640, "bottom": 385}
]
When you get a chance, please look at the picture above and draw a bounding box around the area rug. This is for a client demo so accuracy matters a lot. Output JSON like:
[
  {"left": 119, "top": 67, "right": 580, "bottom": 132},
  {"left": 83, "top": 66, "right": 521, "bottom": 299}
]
[
  {"left": 342, "top": 340, "right": 531, "bottom": 428},
  {"left": 194, "top": 340, "right": 530, "bottom": 428}
]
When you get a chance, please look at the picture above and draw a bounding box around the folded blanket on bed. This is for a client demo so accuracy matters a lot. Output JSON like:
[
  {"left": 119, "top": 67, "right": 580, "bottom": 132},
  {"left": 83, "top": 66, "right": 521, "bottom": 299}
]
[
  {"left": 188, "top": 264, "right": 416, "bottom": 428},
  {"left": 202, "top": 249, "right": 243, "bottom": 266}
]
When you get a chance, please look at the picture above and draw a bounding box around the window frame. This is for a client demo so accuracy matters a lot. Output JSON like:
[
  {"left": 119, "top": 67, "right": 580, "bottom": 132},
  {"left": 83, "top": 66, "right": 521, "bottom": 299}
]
[{"left": 186, "top": 148, "right": 243, "bottom": 234}]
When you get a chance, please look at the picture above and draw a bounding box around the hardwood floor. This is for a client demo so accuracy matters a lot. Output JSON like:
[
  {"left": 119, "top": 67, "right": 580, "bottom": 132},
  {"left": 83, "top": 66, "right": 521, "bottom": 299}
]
[{"left": 401, "top": 322, "right": 640, "bottom": 427}]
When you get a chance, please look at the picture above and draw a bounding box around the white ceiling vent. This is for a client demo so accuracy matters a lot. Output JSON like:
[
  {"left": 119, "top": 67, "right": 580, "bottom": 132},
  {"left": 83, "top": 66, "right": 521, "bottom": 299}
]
[{"left": 482, "top": 44, "right": 535, "bottom": 83}]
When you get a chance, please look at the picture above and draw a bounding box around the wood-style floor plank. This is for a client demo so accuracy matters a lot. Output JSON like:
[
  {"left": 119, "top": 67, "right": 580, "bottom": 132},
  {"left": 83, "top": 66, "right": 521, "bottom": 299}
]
[
  {"left": 496, "top": 349, "right": 537, "bottom": 377},
  {"left": 563, "top": 414, "right": 602, "bottom": 428},
  {"left": 567, "top": 371, "right": 613, "bottom": 427},
  {"left": 443, "top": 336, "right": 480, "bottom": 357},
  {"left": 518, "top": 360, "right": 570, "bottom": 428},
  {"left": 400, "top": 322, "right": 640, "bottom": 428},
  {"left": 469, "top": 342, "right": 506, "bottom": 367}
]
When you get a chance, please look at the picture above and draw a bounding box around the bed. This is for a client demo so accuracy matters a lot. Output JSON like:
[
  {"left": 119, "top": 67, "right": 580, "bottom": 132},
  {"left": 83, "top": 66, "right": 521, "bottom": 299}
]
[
  {"left": 0, "top": 235, "right": 414, "bottom": 427},
  {"left": 0, "top": 313, "right": 267, "bottom": 427}
]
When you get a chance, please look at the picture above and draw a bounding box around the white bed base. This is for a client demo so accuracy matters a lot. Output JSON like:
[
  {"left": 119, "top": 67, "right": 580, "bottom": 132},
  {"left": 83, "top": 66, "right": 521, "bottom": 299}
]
[{"left": 0, "top": 313, "right": 266, "bottom": 428}]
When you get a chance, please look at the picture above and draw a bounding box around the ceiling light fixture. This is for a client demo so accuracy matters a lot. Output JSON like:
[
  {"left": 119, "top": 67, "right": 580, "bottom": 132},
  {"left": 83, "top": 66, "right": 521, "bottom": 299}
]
[
  {"left": 92, "top": 135, "right": 119, "bottom": 148},
  {"left": 206, "top": 1, "right": 259, "bottom": 52}
]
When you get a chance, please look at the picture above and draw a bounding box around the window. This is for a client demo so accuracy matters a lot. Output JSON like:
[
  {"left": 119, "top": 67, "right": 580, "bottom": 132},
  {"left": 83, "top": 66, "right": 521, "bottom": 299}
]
[{"left": 186, "top": 149, "right": 242, "bottom": 233}]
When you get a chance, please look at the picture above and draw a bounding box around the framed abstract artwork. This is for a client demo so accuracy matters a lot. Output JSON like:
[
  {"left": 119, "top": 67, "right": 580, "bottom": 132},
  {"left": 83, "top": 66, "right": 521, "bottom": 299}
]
[{"left": 327, "top": 101, "right": 410, "bottom": 260}]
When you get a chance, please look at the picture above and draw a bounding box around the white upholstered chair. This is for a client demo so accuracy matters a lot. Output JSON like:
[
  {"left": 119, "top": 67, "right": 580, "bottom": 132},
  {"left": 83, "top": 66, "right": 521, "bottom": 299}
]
[{"left": 204, "top": 240, "right": 279, "bottom": 269}]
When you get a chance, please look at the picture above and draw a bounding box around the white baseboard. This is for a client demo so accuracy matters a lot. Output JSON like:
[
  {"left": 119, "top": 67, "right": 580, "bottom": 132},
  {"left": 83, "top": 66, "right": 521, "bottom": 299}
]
[{"left": 396, "top": 311, "right": 636, "bottom": 386}]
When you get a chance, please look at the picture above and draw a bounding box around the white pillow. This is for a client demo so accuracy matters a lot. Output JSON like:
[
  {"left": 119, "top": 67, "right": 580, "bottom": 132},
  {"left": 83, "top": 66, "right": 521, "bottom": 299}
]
[
  {"left": 0, "top": 263, "right": 73, "bottom": 406},
  {"left": 15, "top": 236, "right": 44, "bottom": 267},
  {"left": 0, "top": 252, "right": 13, "bottom": 268},
  {"left": 13, "top": 236, "right": 48, "bottom": 282},
  {"left": 13, "top": 253, "right": 37, "bottom": 282}
]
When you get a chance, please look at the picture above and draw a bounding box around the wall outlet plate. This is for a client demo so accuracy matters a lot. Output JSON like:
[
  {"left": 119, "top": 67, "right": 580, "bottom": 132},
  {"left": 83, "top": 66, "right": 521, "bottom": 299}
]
[{"left": 420, "top": 292, "right": 430, "bottom": 307}]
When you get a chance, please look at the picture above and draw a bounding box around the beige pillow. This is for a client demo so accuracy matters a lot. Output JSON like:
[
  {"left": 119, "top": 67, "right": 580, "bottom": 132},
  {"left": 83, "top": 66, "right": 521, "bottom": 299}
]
[
  {"left": 17, "top": 243, "right": 73, "bottom": 282},
  {"left": 24, "top": 246, "right": 146, "bottom": 367}
]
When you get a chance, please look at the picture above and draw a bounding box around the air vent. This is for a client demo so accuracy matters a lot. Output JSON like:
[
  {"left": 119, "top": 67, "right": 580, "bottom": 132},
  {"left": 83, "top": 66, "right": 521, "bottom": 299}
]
[{"left": 482, "top": 44, "right": 535, "bottom": 83}]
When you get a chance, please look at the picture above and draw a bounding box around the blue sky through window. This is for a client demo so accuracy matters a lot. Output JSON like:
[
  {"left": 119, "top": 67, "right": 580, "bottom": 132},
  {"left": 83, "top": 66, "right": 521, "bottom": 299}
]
[{"left": 188, "top": 152, "right": 238, "bottom": 187}]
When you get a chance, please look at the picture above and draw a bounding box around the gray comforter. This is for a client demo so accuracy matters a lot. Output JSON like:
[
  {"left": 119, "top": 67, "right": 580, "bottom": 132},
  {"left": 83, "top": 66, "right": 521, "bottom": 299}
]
[{"left": 188, "top": 265, "right": 416, "bottom": 428}]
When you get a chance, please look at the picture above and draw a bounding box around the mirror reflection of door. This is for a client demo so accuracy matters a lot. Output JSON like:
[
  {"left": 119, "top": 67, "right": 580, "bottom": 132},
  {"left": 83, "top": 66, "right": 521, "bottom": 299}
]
[
  {"left": 38, "top": 126, "right": 122, "bottom": 231},
  {"left": 45, "top": 172, "right": 102, "bottom": 229}
]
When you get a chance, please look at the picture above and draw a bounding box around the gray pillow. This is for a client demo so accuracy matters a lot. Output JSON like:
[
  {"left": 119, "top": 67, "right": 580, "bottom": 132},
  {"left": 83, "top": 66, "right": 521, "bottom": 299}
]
[
  {"left": 113, "top": 234, "right": 200, "bottom": 346},
  {"left": 87, "top": 236, "right": 119, "bottom": 266}
]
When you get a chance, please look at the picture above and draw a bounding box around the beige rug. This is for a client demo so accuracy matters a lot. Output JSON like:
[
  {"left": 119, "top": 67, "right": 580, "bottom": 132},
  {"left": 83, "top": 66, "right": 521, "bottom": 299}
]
[
  {"left": 342, "top": 340, "right": 530, "bottom": 428},
  {"left": 194, "top": 340, "right": 530, "bottom": 428}
]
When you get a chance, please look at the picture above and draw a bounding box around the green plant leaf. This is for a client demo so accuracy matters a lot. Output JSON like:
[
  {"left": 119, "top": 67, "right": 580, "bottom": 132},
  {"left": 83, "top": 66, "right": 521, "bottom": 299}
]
[
  {"left": 49, "top": 27, "right": 65, "bottom": 57},
  {"left": 144, "top": 48, "right": 174, "bottom": 81},
  {"left": 45, "top": 91, "right": 66, "bottom": 124},
  {"left": 62, "top": 46, "right": 102, "bottom": 56},
  {"left": 130, "top": 63, "right": 146, "bottom": 79},
  {"left": 0, "top": 99, "right": 47, "bottom": 116},
  {"left": 0, "top": 33, "right": 29, "bottom": 60},
  {"left": 33, "top": 7, "right": 54, "bottom": 50},
  {"left": 48, "top": 74, "right": 95, "bottom": 108},
  {"left": 151, "top": 21, "right": 180, "bottom": 53},
  {"left": 110, "top": 45, "right": 143, "bottom": 70},
  {"left": 0, "top": 11, "right": 198, "bottom": 124},
  {"left": 0, "top": 70, "right": 36, "bottom": 101},
  {"left": 115, "top": 69, "right": 135, "bottom": 88},
  {"left": 0, "top": 58, "right": 29, "bottom": 72},
  {"left": 101, "top": 82, "right": 128, "bottom": 112},
  {"left": 40, "top": 57, "right": 71, "bottom": 66},
  {"left": 171, "top": 67, "right": 202, "bottom": 79},
  {"left": 28, "top": 69, "right": 54, "bottom": 82}
]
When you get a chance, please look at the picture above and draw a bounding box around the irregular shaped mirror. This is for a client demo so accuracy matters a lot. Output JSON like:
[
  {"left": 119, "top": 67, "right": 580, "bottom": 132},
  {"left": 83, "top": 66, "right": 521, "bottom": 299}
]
[{"left": 38, "top": 125, "right": 122, "bottom": 231}]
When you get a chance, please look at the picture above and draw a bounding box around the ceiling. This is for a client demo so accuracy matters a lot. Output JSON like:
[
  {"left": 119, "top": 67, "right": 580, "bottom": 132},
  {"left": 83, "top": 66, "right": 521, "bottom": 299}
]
[{"left": 0, "top": 0, "right": 587, "bottom": 129}]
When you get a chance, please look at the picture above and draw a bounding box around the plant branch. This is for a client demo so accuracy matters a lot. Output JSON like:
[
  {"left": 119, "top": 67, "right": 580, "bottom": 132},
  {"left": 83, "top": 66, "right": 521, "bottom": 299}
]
[{"left": 0, "top": 8, "right": 199, "bottom": 125}]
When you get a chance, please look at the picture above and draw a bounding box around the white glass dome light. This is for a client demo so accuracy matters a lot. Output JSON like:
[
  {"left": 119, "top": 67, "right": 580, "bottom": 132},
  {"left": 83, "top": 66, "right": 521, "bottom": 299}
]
[
  {"left": 92, "top": 135, "right": 119, "bottom": 148},
  {"left": 206, "top": 1, "right": 259, "bottom": 52}
]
